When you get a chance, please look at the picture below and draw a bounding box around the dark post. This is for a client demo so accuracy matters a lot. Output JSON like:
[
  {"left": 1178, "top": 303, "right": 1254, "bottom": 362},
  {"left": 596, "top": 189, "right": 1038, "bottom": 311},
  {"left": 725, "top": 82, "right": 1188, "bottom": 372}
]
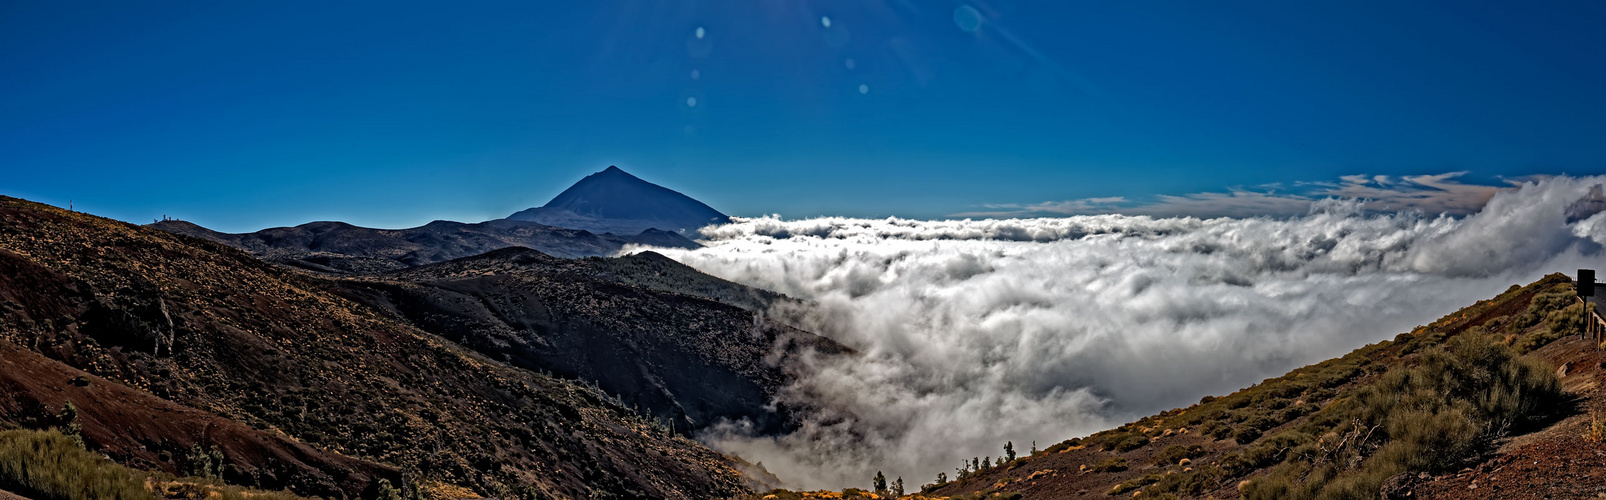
[{"left": 1580, "top": 269, "right": 1596, "bottom": 297}]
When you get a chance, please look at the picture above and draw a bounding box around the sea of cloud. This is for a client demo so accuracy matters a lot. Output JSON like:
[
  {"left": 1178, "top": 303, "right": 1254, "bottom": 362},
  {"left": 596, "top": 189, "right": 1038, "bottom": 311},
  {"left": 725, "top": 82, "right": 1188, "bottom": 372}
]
[{"left": 634, "top": 175, "right": 1606, "bottom": 490}]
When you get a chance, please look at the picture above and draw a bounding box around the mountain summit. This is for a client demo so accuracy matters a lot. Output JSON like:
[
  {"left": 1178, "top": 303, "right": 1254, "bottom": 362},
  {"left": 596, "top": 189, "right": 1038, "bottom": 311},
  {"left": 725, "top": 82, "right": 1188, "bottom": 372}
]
[{"left": 506, "top": 166, "right": 730, "bottom": 236}]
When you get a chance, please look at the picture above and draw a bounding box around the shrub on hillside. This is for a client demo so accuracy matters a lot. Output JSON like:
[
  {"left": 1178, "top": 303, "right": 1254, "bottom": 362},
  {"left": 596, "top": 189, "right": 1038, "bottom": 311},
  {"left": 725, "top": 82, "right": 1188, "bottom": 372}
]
[
  {"left": 1088, "top": 457, "right": 1128, "bottom": 473},
  {"left": 1238, "top": 334, "right": 1562, "bottom": 499},
  {"left": 1098, "top": 431, "right": 1149, "bottom": 452},
  {"left": 1109, "top": 473, "right": 1163, "bottom": 495},
  {"left": 0, "top": 429, "right": 148, "bottom": 500},
  {"left": 1153, "top": 444, "right": 1205, "bottom": 466}
]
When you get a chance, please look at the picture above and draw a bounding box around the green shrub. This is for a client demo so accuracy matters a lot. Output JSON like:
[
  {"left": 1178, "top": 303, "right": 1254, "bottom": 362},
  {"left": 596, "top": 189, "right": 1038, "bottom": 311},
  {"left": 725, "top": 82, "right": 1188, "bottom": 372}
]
[
  {"left": 1514, "top": 300, "right": 1586, "bottom": 353},
  {"left": 1232, "top": 426, "right": 1262, "bottom": 444},
  {"left": 1108, "top": 473, "right": 1162, "bottom": 495},
  {"left": 1238, "top": 334, "right": 1562, "bottom": 499},
  {"left": 1141, "top": 465, "right": 1227, "bottom": 497},
  {"left": 1098, "top": 431, "right": 1149, "bottom": 452},
  {"left": 1042, "top": 437, "right": 1080, "bottom": 454},
  {"left": 1088, "top": 457, "right": 1128, "bottom": 473},
  {"left": 1153, "top": 444, "right": 1205, "bottom": 466}
]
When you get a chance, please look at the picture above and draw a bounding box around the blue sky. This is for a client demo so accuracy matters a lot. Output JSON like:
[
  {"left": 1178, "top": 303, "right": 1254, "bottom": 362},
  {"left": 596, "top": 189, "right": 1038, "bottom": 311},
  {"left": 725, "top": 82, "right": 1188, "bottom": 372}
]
[{"left": 2, "top": 1, "right": 1603, "bottom": 231}]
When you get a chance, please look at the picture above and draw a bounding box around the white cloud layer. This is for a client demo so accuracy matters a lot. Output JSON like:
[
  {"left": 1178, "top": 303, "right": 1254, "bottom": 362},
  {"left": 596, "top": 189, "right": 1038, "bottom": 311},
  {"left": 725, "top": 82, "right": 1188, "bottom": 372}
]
[
  {"left": 635, "top": 175, "right": 1606, "bottom": 490},
  {"left": 955, "top": 172, "right": 1505, "bottom": 219}
]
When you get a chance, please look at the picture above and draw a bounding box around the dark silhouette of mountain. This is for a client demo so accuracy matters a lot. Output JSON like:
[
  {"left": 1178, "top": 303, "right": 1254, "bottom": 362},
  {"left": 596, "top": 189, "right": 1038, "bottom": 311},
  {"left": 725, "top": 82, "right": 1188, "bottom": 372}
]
[
  {"left": 332, "top": 247, "right": 846, "bottom": 437},
  {"left": 152, "top": 217, "right": 699, "bottom": 274},
  {"left": 0, "top": 196, "right": 758, "bottom": 498},
  {"left": 506, "top": 166, "right": 731, "bottom": 235}
]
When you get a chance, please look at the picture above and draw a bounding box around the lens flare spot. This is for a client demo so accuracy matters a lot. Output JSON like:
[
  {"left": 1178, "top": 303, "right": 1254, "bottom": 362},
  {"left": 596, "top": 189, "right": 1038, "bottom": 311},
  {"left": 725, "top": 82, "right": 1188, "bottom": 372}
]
[
  {"left": 821, "top": 16, "right": 832, "bottom": 28},
  {"left": 858, "top": 84, "right": 869, "bottom": 94},
  {"left": 695, "top": 26, "right": 706, "bottom": 39},
  {"left": 691, "top": 69, "right": 701, "bottom": 80},
  {"left": 686, "top": 97, "right": 698, "bottom": 107},
  {"left": 845, "top": 58, "right": 856, "bottom": 70},
  {"left": 954, "top": 5, "right": 983, "bottom": 33}
]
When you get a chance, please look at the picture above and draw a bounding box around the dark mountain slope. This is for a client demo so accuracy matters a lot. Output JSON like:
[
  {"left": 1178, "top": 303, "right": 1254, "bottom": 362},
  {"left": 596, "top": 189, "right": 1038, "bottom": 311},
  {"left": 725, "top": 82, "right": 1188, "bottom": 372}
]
[
  {"left": 507, "top": 166, "right": 731, "bottom": 235},
  {"left": 0, "top": 196, "right": 753, "bottom": 499},
  {"left": 151, "top": 217, "right": 698, "bottom": 274},
  {"left": 331, "top": 247, "right": 846, "bottom": 437},
  {"left": 0, "top": 340, "right": 396, "bottom": 498}
]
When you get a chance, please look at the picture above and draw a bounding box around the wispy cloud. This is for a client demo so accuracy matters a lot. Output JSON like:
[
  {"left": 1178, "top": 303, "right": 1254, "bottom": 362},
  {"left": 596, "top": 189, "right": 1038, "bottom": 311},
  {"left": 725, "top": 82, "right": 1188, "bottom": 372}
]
[{"left": 956, "top": 172, "right": 1508, "bottom": 219}]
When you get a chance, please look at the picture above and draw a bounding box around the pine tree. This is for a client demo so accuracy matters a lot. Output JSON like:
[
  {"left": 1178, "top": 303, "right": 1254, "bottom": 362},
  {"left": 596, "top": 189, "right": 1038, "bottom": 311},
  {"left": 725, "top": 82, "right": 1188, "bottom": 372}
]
[
  {"left": 982, "top": 456, "right": 992, "bottom": 470},
  {"left": 1031, "top": 440, "right": 1038, "bottom": 456},
  {"left": 1005, "top": 441, "right": 1016, "bottom": 462},
  {"left": 893, "top": 477, "right": 905, "bottom": 497},
  {"left": 873, "top": 471, "right": 888, "bottom": 494},
  {"left": 935, "top": 471, "right": 948, "bottom": 486}
]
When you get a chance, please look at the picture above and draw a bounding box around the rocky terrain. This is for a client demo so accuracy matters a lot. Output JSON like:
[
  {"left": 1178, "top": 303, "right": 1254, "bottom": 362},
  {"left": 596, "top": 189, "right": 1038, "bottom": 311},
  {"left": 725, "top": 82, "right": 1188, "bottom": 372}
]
[
  {"left": 0, "top": 196, "right": 756, "bottom": 499},
  {"left": 331, "top": 247, "right": 847, "bottom": 437}
]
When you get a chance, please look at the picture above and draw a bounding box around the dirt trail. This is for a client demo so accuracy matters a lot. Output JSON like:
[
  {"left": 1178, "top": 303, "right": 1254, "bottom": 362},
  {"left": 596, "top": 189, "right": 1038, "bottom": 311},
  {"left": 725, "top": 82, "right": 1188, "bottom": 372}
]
[
  {"left": 0, "top": 489, "right": 30, "bottom": 500},
  {"left": 1412, "top": 335, "right": 1606, "bottom": 499}
]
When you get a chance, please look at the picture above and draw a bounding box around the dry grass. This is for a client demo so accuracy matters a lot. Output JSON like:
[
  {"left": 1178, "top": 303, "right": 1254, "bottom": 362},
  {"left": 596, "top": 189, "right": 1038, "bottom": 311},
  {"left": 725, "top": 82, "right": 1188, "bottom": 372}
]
[
  {"left": 0, "top": 429, "right": 308, "bottom": 500},
  {"left": 0, "top": 429, "right": 148, "bottom": 500}
]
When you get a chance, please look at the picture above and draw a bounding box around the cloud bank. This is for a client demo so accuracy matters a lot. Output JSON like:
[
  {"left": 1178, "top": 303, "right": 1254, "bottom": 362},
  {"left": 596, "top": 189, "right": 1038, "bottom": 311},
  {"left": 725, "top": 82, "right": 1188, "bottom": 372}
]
[
  {"left": 955, "top": 172, "right": 1505, "bottom": 219},
  {"left": 636, "top": 176, "right": 1606, "bottom": 490}
]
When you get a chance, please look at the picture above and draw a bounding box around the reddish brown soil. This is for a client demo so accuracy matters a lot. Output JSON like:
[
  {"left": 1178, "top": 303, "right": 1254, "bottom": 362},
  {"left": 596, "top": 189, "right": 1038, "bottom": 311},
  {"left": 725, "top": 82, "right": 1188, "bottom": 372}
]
[
  {"left": 0, "top": 195, "right": 757, "bottom": 499},
  {"left": 0, "top": 340, "right": 398, "bottom": 498},
  {"left": 1412, "top": 335, "right": 1606, "bottom": 499}
]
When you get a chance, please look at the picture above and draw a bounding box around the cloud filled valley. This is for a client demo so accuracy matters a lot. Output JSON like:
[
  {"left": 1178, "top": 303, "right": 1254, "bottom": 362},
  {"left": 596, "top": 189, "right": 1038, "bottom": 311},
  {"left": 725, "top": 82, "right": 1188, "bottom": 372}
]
[{"left": 639, "top": 175, "right": 1606, "bottom": 490}]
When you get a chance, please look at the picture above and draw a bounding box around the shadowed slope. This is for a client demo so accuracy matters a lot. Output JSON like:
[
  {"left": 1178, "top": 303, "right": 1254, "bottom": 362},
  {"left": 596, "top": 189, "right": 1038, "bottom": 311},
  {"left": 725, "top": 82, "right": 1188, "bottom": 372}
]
[
  {"left": 0, "top": 196, "right": 753, "bottom": 499},
  {"left": 332, "top": 247, "right": 847, "bottom": 438}
]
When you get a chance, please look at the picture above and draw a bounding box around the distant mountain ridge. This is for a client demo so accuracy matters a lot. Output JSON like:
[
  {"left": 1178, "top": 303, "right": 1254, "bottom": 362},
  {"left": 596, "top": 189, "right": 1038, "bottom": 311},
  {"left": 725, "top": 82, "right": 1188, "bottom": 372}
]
[
  {"left": 506, "top": 165, "right": 731, "bottom": 236},
  {"left": 152, "top": 217, "right": 698, "bottom": 274},
  {"left": 151, "top": 165, "right": 728, "bottom": 273}
]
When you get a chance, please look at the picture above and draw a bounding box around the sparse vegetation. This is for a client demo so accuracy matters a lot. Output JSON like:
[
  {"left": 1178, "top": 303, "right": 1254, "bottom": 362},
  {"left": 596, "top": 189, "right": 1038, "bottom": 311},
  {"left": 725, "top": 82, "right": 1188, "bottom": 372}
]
[
  {"left": 1108, "top": 473, "right": 1163, "bottom": 495},
  {"left": 1088, "top": 457, "right": 1127, "bottom": 473},
  {"left": 916, "top": 274, "right": 1578, "bottom": 500},
  {"left": 1097, "top": 430, "right": 1149, "bottom": 452},
  {"left": 1153, "top": 444, "right": 1205, "bottom": 466},
  {"left": 0, "top": 428, "right": 309, "bottom": 500},
  {"left": 1235, "top": 333, "right": 1562, "bottom": 499}
]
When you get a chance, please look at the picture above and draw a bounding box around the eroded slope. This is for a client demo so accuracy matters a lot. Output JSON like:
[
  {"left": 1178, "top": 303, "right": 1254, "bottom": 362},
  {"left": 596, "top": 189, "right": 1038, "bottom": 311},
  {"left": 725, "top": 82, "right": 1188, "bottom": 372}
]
[{"left": 0, "top": 196, "right": 751, "bottom": 499}]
